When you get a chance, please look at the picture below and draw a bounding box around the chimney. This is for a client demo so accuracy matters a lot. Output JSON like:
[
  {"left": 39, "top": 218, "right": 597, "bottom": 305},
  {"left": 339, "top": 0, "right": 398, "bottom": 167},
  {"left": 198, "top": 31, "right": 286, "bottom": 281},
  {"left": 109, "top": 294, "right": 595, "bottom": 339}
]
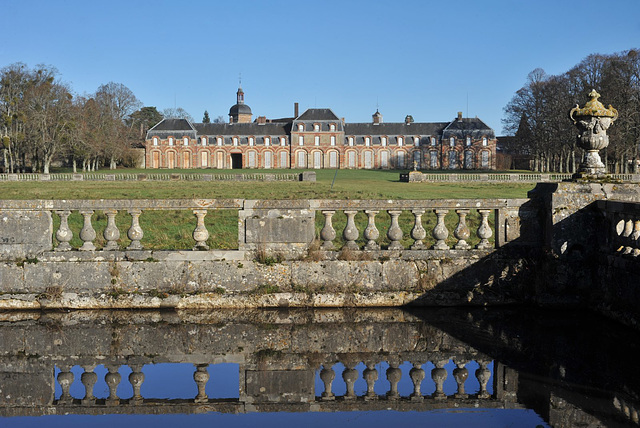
[
  {"left": 257, "top": 116, "right": 266, "bottom": 125},
  {"left": 457, "top": 112, "right": 463, "bottom": 120},
  {"left": 294, "top": 102, "right": 299, "bottom": 118}
]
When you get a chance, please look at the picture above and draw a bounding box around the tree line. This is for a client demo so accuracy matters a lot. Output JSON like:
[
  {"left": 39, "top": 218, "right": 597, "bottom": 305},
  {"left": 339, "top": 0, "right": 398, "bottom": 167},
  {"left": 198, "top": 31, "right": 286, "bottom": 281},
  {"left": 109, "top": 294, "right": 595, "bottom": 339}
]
[
  {"left": 0, "top": 63, "right": 210, "bottom": 173},
  {"left": 503, "top": 49, "right": 640, "bottom": 173}
]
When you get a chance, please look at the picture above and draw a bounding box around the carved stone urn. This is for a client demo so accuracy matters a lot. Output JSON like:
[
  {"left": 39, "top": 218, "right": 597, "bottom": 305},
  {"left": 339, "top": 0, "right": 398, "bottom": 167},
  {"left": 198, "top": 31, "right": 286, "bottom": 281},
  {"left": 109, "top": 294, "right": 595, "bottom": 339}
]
[{"left": 569, "top": 90, "right": 618, "bottom": 177}]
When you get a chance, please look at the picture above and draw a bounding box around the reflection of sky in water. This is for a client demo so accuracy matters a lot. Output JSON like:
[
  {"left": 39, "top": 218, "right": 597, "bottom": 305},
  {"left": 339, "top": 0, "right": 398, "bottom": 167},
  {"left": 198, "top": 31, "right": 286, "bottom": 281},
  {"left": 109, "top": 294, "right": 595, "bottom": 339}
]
[{"left": 2, "top": 409, "right": 548, "bottom": 428}]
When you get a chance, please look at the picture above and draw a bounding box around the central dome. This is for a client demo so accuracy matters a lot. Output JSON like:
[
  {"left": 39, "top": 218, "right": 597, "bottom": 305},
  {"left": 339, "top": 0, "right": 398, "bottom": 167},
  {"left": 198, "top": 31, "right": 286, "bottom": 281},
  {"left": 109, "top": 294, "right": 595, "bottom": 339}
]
[{"left": 229, "top": 103, "right": 252, "bottom": 115}]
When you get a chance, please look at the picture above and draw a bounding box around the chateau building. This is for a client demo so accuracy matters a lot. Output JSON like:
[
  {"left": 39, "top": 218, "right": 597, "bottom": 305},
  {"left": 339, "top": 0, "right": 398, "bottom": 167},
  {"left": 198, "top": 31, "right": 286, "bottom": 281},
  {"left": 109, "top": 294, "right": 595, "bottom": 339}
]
[{"left": 145, "top": 88, "right": 497, "bottom": 170}]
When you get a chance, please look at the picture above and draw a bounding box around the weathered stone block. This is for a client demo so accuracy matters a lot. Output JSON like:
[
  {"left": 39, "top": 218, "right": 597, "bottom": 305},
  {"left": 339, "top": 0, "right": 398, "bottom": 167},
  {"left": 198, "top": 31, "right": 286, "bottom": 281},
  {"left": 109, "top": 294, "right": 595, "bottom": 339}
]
[
  {"left": 245, "top": 370, "right": 314, "bottom": 402},
  {"left": 0, "top": 210, "right": 52, "bottom": 259}
]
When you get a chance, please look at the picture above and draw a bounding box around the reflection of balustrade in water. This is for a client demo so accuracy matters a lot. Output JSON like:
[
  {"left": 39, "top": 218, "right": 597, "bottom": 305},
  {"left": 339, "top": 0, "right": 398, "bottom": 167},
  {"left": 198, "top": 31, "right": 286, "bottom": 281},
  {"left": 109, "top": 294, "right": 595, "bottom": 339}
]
[
  {"left": 52, "top": 358, "right": 494, "bottom": 409},
  {"left": 315, "top": 359, "right": 493, "bottom": 402}
]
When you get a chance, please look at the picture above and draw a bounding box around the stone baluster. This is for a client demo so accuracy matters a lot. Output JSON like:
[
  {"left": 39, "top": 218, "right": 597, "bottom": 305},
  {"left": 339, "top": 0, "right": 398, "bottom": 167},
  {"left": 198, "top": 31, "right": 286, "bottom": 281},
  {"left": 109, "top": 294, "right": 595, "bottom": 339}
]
[
  {"left": 57, "top": 366, "right": 75, "bottom": 404},
  {"left": 363, "top": 210, "right": 380, "bottom": 250},
  {"left": 476, "top": 209, "right": 493, "bottom": 250},
  {"left": 631, "top": 219, "right": 640, "bottom": 257},
  {"left": 614, "top": 217, "right": 626, "bottom": 253},
  {"left": 320, "top": 364, "right": 336, "bottom": 401},
  {"left": 320, "top": 210, "right": 336, "bottom": 250},
  {"left": 342, "top": 211, "right": 359, "bottom": 250},
  {"left": 385, "top": 359, "right": 402, "bottom": 400},
  {"left": 127, "top": 209, "right": 144, "bottom": 250},
  {"left": 454, "top": 209, "right": 471, "bottom": 250},
  {"left": 103, "top": 209, "right": 120, "bottom": 251},
  {"left": 55, "top": 210, "right": 73, "bottom": 251},
  {"left": 341, "top": 359, "right": 359, "bottom": 400},
  {"left": 362, "top": 361, "right": 379, "bottom": 400},
  {"left": 475, "top": 360, "right": 492, "bottom": 399},
  {"left": 409, "top": 362, "right": 425, "bottom": 401},
  {"left": 453, "top": 360, "right": 469, "bottom": 398},
  {"left": 387, "top": 210, "right": 404, "bottom": 250},
  {"left": 79, "top": 210, "right": 96, "bottom": 251},
  {"left": 80, "top": 365, "right": 98, "bottom": 405},
  {"left": 193, "top": 364, "right": 210, "bottom": 403},
  {"left": 410, "top": 209, "right": 427, "bottom": 250},
  {"left": 431, "top": 360, "right": 448, "bottom": 400},
  {"left": 129, "top": 364, "right": 145, "bottom": 404},
  {"left": 192, "top": 210, "right": 210, "bottom": 250},
  {"left": 432, "top": 210, "right": 450, "bottom": 250},
  {"left": 623, "top": 218, "right": 634, "bottom": 255},
  {"left": 105, "top": 365, "right": 122, "bottom": 406}
]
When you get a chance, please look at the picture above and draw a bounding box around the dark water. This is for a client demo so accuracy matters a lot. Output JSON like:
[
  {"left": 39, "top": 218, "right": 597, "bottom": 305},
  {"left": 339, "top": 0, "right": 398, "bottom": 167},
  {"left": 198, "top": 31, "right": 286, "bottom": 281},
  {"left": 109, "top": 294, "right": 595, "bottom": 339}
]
[{"left": 1, "top": 306, "right": 639, "bottom": 427}]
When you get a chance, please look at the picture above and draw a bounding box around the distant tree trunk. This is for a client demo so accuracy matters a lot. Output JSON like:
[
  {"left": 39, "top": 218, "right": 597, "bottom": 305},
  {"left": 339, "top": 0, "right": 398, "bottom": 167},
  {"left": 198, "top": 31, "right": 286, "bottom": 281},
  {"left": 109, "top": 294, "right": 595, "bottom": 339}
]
[
  {"left": 109, "top": 155, "right": 116, "bottom": 170},
  {"left": 72, "top": 158, "right": 77, "bottom": 173}
]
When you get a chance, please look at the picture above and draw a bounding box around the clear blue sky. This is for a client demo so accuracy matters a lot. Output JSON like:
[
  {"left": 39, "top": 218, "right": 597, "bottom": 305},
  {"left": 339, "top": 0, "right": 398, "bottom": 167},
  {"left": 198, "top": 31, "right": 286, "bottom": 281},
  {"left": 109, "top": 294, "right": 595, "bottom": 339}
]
[{"left": 2, "top": 0, "right": 639, "bottom": 134}]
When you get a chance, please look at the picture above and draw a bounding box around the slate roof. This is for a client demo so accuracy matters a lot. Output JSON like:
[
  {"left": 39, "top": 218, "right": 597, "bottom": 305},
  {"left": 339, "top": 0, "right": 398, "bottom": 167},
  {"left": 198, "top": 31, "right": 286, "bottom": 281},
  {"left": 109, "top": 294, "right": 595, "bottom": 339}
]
[
  {"left": 296, "top": 108, "right": 340, "bottom": 121},
  {"left": 148, "top": 118, "right": 195, "bottom": 132},
  {"left": 442, "top": 118, "right": 495, "bottom": 139},
  {"left": 146, "top": 118, "right": 197, "bottom": 139},
  {"left": 194, "top": 122, "right": 290, "bottom": 136},
  {"left": 344, "top": 122, "right": 449, "bottom": 136}
]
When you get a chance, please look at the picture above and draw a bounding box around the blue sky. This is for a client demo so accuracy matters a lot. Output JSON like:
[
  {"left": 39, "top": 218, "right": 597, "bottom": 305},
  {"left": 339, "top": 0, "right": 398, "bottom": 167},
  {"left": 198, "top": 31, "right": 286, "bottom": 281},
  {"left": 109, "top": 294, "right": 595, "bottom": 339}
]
[{"left": 2, "top": 0, "right": 639, "bottom": 134}]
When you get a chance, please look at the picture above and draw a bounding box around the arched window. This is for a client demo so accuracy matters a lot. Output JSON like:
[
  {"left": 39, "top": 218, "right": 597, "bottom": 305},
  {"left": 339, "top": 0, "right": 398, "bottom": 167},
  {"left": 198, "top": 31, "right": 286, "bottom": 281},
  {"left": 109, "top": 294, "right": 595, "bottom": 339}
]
[
  {"left": 201, "top": 137, "right": 207, "bottom": 146},
  {"left": 449, "top": 137, "right": 455, "bottom": 147},
  {"left": 398, "top": 137, "right": 403, "bottom": 146},
  {"left": 264, "top": 137, "right": 270, "bottom": 146},
  {"left": 184, "top": 137, "right": 189, "bottom": 146},
  {"left": 168, "top": 137, "right": 174, "bottom": 146},
  {"left": 153, "top": 137, "right": 158, "bottom": 146}
]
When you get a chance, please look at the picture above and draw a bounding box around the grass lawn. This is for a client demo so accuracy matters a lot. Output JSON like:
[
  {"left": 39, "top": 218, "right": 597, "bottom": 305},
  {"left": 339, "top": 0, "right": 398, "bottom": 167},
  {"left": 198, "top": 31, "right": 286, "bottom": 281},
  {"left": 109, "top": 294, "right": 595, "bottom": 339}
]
[
  {"left": 0, "top": 169, "right": 536, "bottom": 251},
  {"left": 0, "top": 168, "right": 535, "bottom": 200}
]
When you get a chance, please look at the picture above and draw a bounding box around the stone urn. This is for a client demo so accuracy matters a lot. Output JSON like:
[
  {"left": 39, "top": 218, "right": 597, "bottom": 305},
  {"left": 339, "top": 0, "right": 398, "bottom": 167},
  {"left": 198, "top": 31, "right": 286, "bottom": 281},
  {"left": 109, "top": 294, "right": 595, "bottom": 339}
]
[{"left": 569, "top": 89, "right": 618, "bottom": 177}]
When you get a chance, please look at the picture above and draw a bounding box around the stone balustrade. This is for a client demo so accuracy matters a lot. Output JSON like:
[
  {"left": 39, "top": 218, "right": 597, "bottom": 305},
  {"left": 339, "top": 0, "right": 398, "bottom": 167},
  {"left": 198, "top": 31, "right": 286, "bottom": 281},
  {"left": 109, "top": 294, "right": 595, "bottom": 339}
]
[
  {"left": 598, "top": 200, "right": 640, "bottom": 258},
  {"left": 400, "top": 172, "right": 640, "bottom": 183},
  {"left": 0, "top": 172, "right": 309, "bottom": 182},
  {"left": 0, "top": 198, "right": 532, "bottom": 259}
]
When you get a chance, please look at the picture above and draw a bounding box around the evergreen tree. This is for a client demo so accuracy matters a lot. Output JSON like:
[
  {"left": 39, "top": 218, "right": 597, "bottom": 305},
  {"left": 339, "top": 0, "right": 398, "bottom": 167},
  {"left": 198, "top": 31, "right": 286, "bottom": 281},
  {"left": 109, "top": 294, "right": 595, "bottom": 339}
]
[{"left": 202, "top": 110, "right": 210, "bottom": 123}]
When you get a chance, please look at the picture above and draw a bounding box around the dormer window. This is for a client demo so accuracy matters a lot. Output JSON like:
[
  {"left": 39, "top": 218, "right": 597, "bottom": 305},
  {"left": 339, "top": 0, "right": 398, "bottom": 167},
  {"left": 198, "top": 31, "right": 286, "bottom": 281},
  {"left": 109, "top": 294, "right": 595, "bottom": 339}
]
[
  {"left": 153, "top": 137, "right": 158, "bottom": 146},
  {"left": 298, "top": 124, "right": 304, "bottom": 132},
  {"left": 184, "top": 137, "right": 189, "bottom": 146},
  {"left": 450, "top": 137, "right": 455, "bottom": 147},
  {"left": 398, "top": 137, "right": 403, "bottom": 147},
  {"left": 233, "top": 137, "right": 238, "bottom": 146},
  {"left": 314, "top": 124, "right": 320, "bottom": 131},
  {"left": 168, "top": 137, "right": 174, "bottom": 146},
  {"left": 330, "top": 123, "right": 336, "bottom": 131},
  {"left": 365, "top": 137, "right": 370, "bottom": 147},
  {"left": 381, "top": 137, "right": 387, "bottom": 146},
  {"left": 201, "top": 137, "right": 207, "bottom": 146},
  {"left": 280, "top": 137, "right": 286, "bottom": 146},
  {"left": 482, "top": 137, "right": 488, "bottom": 146},
  {"left": 466, "top": 137, "right": 471, "bottom": 146},
  {"left": 217, "top": 137, "right": 222, "bottom": 146},
  {"left": 348, "top": 137, "right": 354, "bottom": 146},
  {"left": 265, "top": 137, "right": 270, "bottom": 146},
  {"left": 431, "top": 137, "right": 436, "bottom": 146},
  {"left": 249, "top": 137, "right": 254, "bottom": 146},
  {"left": 414, "top": 137, "right": 420, "bottom": 147}
]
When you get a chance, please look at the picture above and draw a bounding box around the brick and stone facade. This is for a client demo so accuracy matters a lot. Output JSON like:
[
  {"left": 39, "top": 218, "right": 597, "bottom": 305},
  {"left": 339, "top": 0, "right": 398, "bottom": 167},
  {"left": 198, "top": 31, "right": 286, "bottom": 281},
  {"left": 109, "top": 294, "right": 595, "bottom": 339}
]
[{"left": 145, "top": 88, "right": 497, "bottom": 170}]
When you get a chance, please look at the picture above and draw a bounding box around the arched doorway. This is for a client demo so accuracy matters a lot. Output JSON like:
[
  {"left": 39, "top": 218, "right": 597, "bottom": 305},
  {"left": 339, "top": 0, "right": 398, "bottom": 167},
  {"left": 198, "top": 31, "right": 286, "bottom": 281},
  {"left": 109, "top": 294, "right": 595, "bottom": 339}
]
[{"left": 231, "top": 153, "right": 243, "bottom": 169}]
